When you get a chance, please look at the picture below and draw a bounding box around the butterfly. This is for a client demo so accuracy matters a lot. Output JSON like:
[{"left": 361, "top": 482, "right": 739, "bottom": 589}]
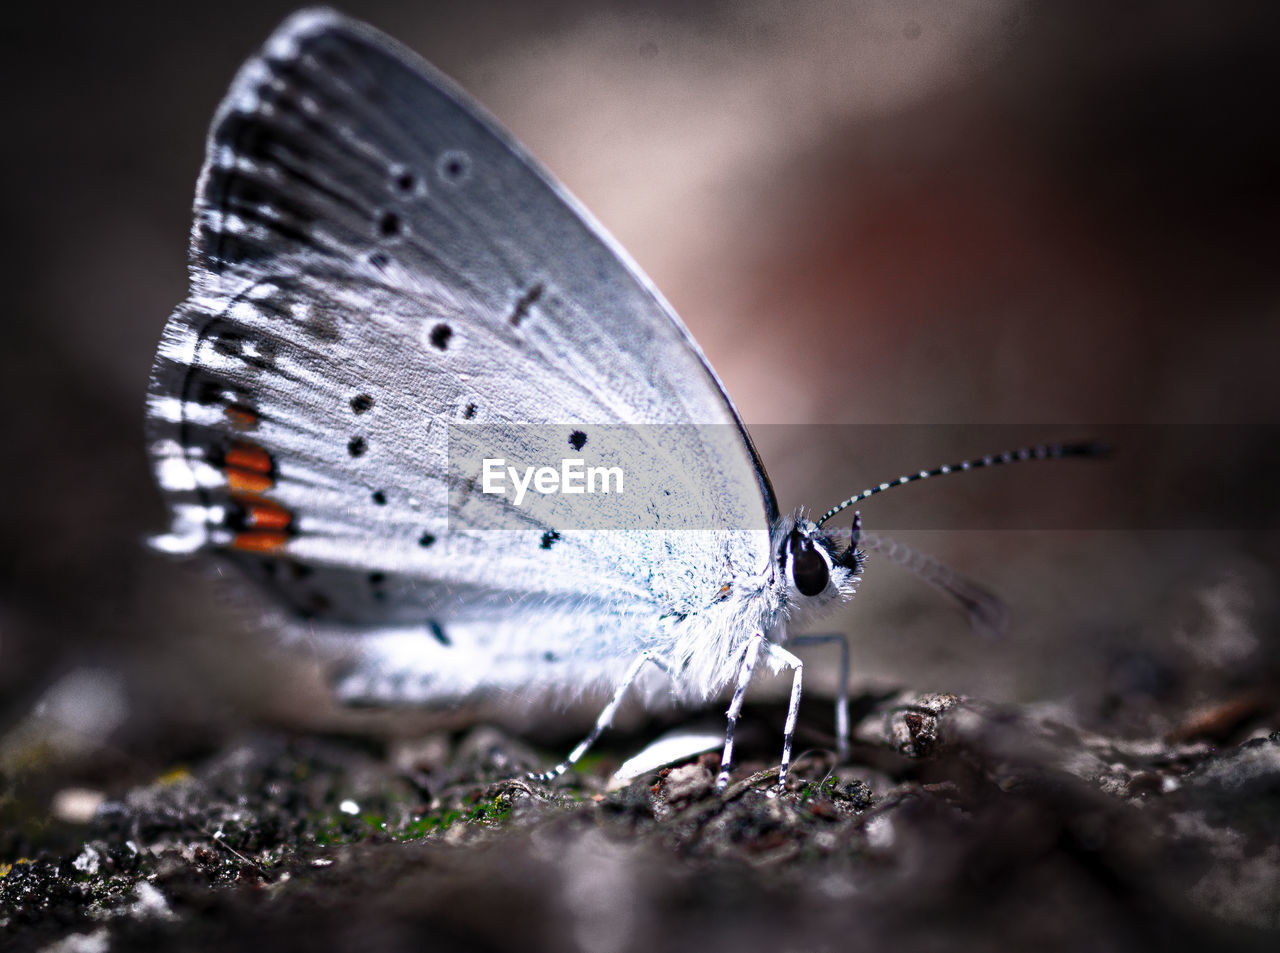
[{"left": 147, "top": 9, "right": 1101, "bottom": 790}]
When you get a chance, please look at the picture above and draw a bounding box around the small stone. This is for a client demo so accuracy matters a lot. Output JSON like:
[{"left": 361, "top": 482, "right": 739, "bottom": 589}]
[
  {"left": 661, "top": 762, "right": 713, "bottom": 803},
  {"left": 72, "top": 844, "right": 100, "bottom": 875}
]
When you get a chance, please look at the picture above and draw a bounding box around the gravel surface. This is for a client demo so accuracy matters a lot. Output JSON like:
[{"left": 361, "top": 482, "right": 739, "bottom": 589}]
[{"left": 5, "top": 691, "right": 1279, "bottom": 953}]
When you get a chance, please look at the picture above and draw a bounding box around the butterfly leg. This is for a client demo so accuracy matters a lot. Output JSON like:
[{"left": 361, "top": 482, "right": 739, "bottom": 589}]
[
  {"left": 533, "top": 650, "right": 674, "bottom": 783},
  {"left": 788, "top": 633, "right": 850, "bottom": 757},
  {"left": 715, "top": 631, "right": 766, "bottom": 791},
  {"left": 715, "top": 638, "right": 808, "bottom": 792},
  {"left": 765, "top": 642, "right": 805, "bottom": 791}
]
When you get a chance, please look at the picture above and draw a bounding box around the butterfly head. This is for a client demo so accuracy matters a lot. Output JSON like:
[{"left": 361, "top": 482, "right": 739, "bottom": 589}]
[{"left": 773, "top": 513, "right": 864, "bottom": 613}]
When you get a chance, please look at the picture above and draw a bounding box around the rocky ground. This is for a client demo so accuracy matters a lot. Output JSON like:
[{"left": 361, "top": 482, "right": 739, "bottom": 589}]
[{"left": 4, "top": 690, "right": 1278, "bottom": 953}]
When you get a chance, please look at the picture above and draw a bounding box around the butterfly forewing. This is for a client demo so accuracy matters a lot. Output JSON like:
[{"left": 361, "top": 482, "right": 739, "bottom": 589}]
[{"left": 147, "top": 10, "right": 777, "bottom": 702}]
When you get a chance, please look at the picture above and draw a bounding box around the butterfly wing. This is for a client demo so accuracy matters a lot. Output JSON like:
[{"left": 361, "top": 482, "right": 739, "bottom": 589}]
[{"left": 147, "top": 10, "right": 776, "bottom": 702}]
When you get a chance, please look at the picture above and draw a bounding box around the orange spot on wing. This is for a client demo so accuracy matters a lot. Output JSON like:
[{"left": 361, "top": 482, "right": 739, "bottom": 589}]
[
  {"left": 244, "top": 500, "right": 291, "bottom": 531},
  {"left": 224, "top": 405, "right": 258, "bottom": 430},
  {"left": 227, "top": 467, "right": 273, "bottom": 495},
  {"left": 231, "top": 531, "right": 289, "bottom": 553},
  {"left": 217, "top": 440, "right": 291, "bottom": 552},
  {"left": 225, "top": 441, "right": 272, "bottom": 473}
]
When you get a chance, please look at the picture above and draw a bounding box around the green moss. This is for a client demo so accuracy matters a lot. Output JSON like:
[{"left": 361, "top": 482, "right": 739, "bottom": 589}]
[
  {"left": 306, "top": 794, "right": 514, "bottom": 844},
  {"left": 466, "top": 795, "right": 511, "bottom": 826},
  {"left": 797, "top": 774, "right": 839, "bottom": 805}
]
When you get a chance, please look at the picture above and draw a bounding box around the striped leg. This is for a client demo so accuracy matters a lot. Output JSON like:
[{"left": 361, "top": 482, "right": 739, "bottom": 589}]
[
  {"left": 715, "top": 639, "right": 809, "bottom": 793},
  {"left": 715, "top": 632, "right": 765, "bottom": 790},
  {"left": 789, "top": 633, "right": 850, "bottom": 757},
  {"left": 766, "top": 643, "right": 805, "bottom": 791},
  {"left": 533, "top": 650, "right": 673, "bottom": 782}
]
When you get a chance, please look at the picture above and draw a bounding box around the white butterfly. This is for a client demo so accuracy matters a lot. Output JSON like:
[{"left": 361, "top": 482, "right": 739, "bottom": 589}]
[{"left": 147, "top": 9, "right": 1099, "bottom": 790}]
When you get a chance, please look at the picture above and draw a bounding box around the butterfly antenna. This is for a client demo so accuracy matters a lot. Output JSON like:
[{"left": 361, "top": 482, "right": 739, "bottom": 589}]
[
  {"left": 815, "top": 440, "right": 1110, "bottom": 527},
  {"left": 858, "top": 531, "right": 1011, "bottom": 637}
]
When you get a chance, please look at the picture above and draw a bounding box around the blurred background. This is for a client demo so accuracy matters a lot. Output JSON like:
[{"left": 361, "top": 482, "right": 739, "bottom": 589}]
[{"left": 3, "top": 0, "right": 1278, "bottom": 791}]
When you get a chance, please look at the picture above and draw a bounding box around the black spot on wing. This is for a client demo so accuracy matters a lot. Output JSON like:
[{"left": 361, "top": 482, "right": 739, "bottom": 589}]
[
  {"left": 508, "top": 283, "right": 544, "bottom": 327},
  {"left": 436, "top": 150, "right": 471, "bottom": 185},
  {"left": 350, "top": 393, "right": 374, "bottom": 414},
  {"left": 377, "top": 209, "right": 402, "bottom": 238},
  {"left": 428, "top": 620, "right": 452, "bottom": 646},
  {"left": 429, "top": 324, "right": 452, "bottom": 350},
  {"left": 348, "top": 436, "right": 367, "bottom": 458},
  {"left": 569, "top": 430, "right": 587, "bottom": 451},
  {"left": 540, "top": 530, "right": 560, "bottom": 550},
  {"left": 390, "top": 167, "right": 421, "bottom": 195}
]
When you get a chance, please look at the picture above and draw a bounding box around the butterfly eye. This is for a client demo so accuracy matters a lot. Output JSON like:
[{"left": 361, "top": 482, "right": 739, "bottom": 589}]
[{"left": 784, "top": 529, "right": 829, "bottom": 597}]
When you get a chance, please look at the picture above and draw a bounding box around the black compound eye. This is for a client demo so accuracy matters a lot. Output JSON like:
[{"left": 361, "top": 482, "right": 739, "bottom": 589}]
[{"left": 785, "top": 529, "right": 830, "bottom": 597}]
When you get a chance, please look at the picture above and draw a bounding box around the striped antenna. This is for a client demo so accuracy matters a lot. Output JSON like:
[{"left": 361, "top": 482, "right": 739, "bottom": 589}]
[{"left": 815, "top": 441, "right": 1109, "bottom": 527}]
